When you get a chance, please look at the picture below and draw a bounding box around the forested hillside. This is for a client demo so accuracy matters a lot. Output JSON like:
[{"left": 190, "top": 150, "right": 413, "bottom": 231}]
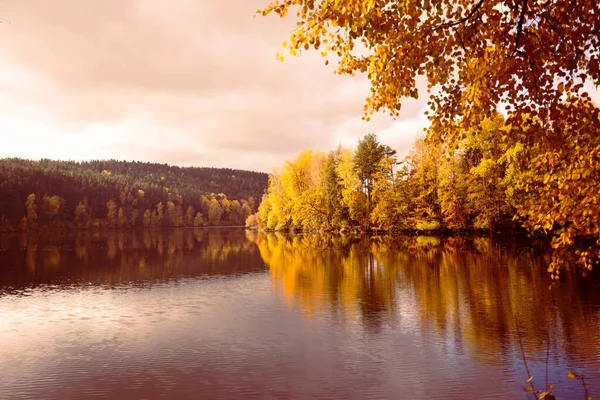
[{"left": 0, "top": 158, "right": 268, "bottom": 230}]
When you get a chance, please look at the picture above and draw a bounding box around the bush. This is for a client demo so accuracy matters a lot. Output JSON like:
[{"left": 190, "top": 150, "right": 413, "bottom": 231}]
[{"left": 415, "top": 219, "right": 441, "bottom": 231}]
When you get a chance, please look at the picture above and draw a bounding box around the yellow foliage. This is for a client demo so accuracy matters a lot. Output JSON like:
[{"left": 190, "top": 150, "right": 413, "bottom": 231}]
[{"left": 258, "top": 0, "right": 600, "bottom": 274}]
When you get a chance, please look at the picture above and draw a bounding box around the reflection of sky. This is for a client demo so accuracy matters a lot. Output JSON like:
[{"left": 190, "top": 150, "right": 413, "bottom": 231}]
[
  {"left": 394, "top": 284, "right": 421, "bottom": 334},
  {"left": 0, "top": 272, "right": 525, "bottom": 400},
  {"left": 1, "top": 274, "right": 273, "bottom": 395}
]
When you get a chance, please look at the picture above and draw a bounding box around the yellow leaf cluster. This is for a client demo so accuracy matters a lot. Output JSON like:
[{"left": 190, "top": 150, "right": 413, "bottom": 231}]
[{"left": 258, "top": 0, "right": 600, "bottom": 274}]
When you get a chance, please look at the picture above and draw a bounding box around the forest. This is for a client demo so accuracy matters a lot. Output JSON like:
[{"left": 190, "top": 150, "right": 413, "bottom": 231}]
[
  {"left": 257, "top": 0, "right": 600, "bottom": 279},
  {"left": 249, "top": 113, "right": 515, "bottom": 233},
  {"left": 0, "top": 158, "right": 268, "bottom": 231},
  {"left": 248, "top": 112, "right": 598, "bottom": 276}
]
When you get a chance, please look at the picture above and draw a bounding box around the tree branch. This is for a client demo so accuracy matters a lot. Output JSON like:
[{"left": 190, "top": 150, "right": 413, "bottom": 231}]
[
  {"left": 510, "top": 0, "right": 528, "bottom": 59},
  {"left": 516, "top": 49, "right": 541, "bottom": 102},
  {"left": 433, "top": 0, "right": 485, "bottom": 31},
  {"left": 305, "top": 199, "right": 328, "bottom": 217}
]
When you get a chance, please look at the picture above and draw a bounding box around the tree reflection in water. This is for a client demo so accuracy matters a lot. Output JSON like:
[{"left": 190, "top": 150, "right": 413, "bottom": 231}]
[
  {"left": 0, "top": 229, "right": 598, "bottom": 397},
  {"left": 255, "top": 232, "right": 600, "bottom": 394},
  {"left": 0, "top": 229, "right": 266, "bottom": 291}
]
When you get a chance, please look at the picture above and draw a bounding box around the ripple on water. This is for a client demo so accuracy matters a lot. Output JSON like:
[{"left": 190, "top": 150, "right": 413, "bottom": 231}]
[{"left": 1, "top": 232, "right": 600, "bottom": 400}]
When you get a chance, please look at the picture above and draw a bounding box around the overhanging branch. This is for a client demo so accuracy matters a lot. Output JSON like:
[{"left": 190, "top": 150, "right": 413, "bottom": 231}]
[
  {"left": 510, "top": 0, "right": 529, "bottom": 59},
  {"left": 433, "top": 0, "right": 485, "bottom": 31}
]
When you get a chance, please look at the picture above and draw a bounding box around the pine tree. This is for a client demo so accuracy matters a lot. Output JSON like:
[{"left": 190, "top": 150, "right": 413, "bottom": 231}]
[
  {"left": 323, "top": 154, "right": 346, "bottom": 228},
  {"left": 353, "top": 134, "right": 396, "bottom": 210}
]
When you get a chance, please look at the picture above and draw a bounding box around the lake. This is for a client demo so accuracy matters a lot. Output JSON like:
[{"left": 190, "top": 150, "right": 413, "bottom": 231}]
[{"left": 0, "top": 229, "right": 599, "bottom": 399}]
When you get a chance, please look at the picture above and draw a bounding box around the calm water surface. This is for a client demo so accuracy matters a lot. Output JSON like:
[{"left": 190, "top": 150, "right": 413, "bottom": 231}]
[{"left": 0, "top": 229, "right": 599, "bottom": 399}]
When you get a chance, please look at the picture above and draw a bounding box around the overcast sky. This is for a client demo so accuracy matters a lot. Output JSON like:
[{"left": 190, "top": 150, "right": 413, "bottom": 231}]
[{"left": 0, "top": 0, "right": 431, "bottom": 173}]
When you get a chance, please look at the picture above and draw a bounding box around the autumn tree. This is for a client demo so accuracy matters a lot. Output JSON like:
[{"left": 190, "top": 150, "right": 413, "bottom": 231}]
[
  {"left": 106, "top": 200, "right": 118, "bottom": 227},
  {"left": 220, "top": 197, "right": 231, "bottom": 223},
  {"left": 150, "top": 210, "right": 159, "bottom": 228},
  {"left": 257, "top": 141, "right": 404, "bottom": 231},
  {"left": 283, "top": 150, "right": 329, "bottom": 230},
  {"left": 166, "top": 201, "right": 183, "bottom": 227},
  {"left": 462, "top": 114, "right": 511, "bottom": 229},
  {"left": 259, "top": 0, "right": 599, "bottom": 139},
  {"left": 353, "top": 133, "right": 396, "bottom": 209},
  {"left": 193, "top": 212, "right": 205, "bottom": 227},
  {"left": 199, "top": 195, "right": 210, "bottom": 217},
  {"left": 255, "top": 151, "right": 324, "bottom": 230},
  {"left": 174, "top": 204, "right": 184, "bottom": 227},
  {"left": 418, "top": 113, "right": 512, "bottom": 230},
  {"left": 406, "top": 139, "right": 441, "bottom": 230},
  {"left": 437, "top": 152, "right": 469, "bottom": 230},
  {"left": 371, "top": 159, "right": 413, "bottom": 231},
  {"left": 245, "top": 214, "right": 258, "bottom": 228},
  {"left": 185, "top": 205, "right": 195, "bottom": 226},
  {"left": 25, "top": 194, "right": 37, "bottom": 228},
  {"left": 248, "top": 197, "right": 256, "bottom": 212},
  {"left": 337, "top": 148, "right": 369, "bottom": 227},
  {"left": 75, "top": 201, "right": 91, "bottom": 229},
  {"left": 117, "top": 207, "right": 127, "bottom": 228},
  {"left": 208, "top": 198, "right": 223, "bottom": 225},
  {"left": 256, "top": 191, "right": 273, "bottom": 229},
  {"left": 143, "top": 209, "right": 152, "bottom": 228},
  {"left": 241, "top": 203, "right": 253, "bottom": 222},
  {"left": 259, "top": 0, "right": 600, "bottom": 273},
  {"left": 155, "top": 202, "right": 165, "bottom": 227},
  {"left": 130, "top": 209, "right": 139, "bottom": 227},
  {"left": 39, "top": 195, "right": 62, "bottom": 222},
  {"left": 119, "top": 189, "right": 128, "bottom": 205}
]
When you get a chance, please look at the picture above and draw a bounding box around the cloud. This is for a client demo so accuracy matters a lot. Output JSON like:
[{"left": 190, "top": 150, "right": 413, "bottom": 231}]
[{"left": 0, "top": 0, "right": 429, "bottom": 172}]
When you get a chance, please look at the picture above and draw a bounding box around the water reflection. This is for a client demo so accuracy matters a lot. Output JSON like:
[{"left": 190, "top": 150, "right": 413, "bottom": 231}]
[
  {"left": 255, "top": 233, "right": 600, "bottom": 397},
  {"left": 1, "top": 230, "right": 599, "bottom": 399},
  {"left": 0, "top": 229, "right": 265, "bottom": 293}
]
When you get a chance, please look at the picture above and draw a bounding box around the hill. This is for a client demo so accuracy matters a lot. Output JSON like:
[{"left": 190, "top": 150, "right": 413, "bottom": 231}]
[{"left": 0, "top": 158, "right": 268, "bottom": 230}]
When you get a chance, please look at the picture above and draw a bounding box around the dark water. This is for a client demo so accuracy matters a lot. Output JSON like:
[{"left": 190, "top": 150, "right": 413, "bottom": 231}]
[{"left": 0, "top": 229, "right": 599, "bottom": 400}]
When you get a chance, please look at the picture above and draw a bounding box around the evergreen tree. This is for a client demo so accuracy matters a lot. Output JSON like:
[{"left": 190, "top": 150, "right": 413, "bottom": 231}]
[
  {"left": 323, "top": 154, "right": 346, "bottom": 228},
  {"left": 353, "top": 134, "right": 396, "bottom": 209}
]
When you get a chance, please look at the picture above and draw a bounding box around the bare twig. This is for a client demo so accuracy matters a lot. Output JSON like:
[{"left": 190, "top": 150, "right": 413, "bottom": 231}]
[
  {"left": 581, "top": 375, "right": 589, "bottom": 400},
  {"left": 545, "top": 317, "right": 550, "bottom": 388},
  {"left": 515, "top": 316, "right": 537, "bottom": 397}
]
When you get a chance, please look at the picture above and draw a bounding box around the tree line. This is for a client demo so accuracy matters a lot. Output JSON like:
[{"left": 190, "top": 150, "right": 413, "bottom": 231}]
[
  {"left": 247, "top": 112, "right": 597, "bottom": 276},
  {"left": 0, "top": 158, "right": 268, "bottom": 231},
  {"left": 257, "top": 0, "right": 600, "bottom": 282},
  {"left": 249, "top": 113, "right": 514, "bottom": 232}
]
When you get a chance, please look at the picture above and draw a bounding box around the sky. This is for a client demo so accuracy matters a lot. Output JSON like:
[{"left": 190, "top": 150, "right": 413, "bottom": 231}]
[{"left": 0, "top": 0, "right": 428, "bottom": 173}]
